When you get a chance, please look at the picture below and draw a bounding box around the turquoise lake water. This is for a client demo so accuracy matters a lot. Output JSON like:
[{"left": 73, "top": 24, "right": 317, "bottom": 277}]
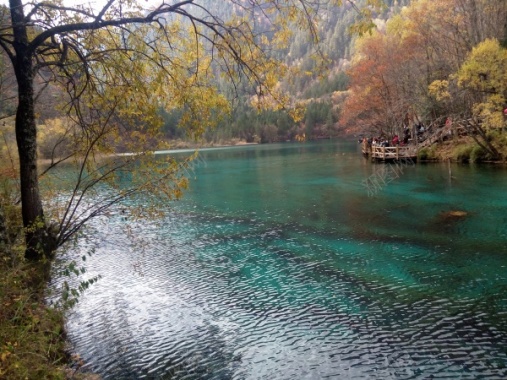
[{"left": 53, "top": 140, "right": 507, "bottom": 379}]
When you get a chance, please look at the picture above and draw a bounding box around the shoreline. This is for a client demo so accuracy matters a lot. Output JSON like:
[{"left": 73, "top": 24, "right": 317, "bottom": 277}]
[
  {"left": 36, "top": 136, "right": 507, "bottom": 167},
  {"left": 37, "top": 140, "right": 259, "bottom": 166}
]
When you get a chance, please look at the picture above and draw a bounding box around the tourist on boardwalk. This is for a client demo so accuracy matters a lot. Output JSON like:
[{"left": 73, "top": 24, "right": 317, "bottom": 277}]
[{"left": 403, "top": 126, "right": 411, "bottom": 144}]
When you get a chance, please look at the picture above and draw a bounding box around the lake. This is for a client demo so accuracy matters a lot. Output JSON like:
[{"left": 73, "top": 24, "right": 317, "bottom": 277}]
[{"left": 52, "top": 140, "right": 507, "bottom": 379}]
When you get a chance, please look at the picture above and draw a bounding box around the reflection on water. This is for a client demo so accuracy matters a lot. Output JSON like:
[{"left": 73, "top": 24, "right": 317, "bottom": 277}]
[{"left": 52, "top": 141, "right": 507, "bottom": 379}]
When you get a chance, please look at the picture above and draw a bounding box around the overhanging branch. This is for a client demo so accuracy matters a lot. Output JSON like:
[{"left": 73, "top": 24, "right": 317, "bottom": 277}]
[{"left": 28, "top": 0, "right": 195, "bottom": 54}]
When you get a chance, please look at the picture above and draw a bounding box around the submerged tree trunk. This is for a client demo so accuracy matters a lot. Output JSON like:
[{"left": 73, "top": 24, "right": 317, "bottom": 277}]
[{"left": 10, "top": 0, "right": 52, "bottom": 259}]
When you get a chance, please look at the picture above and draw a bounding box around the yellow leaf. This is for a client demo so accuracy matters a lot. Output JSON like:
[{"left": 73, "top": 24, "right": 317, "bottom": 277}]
[{"left": 1, "top": 351, "right": 11, "bottom": 361}]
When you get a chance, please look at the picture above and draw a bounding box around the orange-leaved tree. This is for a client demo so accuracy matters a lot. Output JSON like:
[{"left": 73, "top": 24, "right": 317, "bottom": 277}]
[{"left": 342, "top": 0, "right": 507, "bottom": 137}]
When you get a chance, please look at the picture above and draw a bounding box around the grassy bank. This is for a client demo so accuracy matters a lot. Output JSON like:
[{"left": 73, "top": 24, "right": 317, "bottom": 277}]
[
  {"left": 417, "top": 136, "right": 507, "bottom": 163},
  {"left": 0, "top": 250, "right": 68, "bottom": 379},
  {"left": 0, "top": 195, "right": 68, "bottom": 379}
]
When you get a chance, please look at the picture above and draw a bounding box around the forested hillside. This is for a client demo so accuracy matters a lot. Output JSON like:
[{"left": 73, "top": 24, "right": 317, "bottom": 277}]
[
  {"left": 163, "top": 0, "right": 412, "bottom": 144},
  {"left": 211, "top": 0, "right": 411, "bottom": 144}
]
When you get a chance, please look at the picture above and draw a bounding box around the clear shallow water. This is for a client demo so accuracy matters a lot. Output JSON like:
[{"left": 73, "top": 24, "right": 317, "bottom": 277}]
[{"left": 52, "top": 141, "right": 507, "bottom": 379}]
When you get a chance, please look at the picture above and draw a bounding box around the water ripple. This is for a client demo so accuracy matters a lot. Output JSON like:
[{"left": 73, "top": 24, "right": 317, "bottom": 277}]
[{"left": 50, "top": 208, "right": 507, "bottom": 380}]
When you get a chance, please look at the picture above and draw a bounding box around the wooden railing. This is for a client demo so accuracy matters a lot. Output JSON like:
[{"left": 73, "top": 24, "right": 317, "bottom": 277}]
[{"left": 363, "top": 144, "right": 417, "bottom": 160}]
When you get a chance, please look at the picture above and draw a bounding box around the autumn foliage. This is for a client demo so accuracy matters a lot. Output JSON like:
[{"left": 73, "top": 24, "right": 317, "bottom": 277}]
[{"left": 341, "top": 0, "right": 507, "bottom": 145}]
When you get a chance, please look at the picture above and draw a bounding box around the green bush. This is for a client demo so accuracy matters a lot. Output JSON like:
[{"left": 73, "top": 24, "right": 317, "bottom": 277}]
[
  {"left": 417, "top": 146, "right": 436, "bottom": 160},
  {"left": 452, "top": 144, "right": 473, "bottom": 162},
  {"left": 487, "top": 130, "right": 507, "bottom": 157},
  {"left": 417, "top": 147, "right": 430, "bottom": 160},
  {"left": 470, "top": 145, "right": 488, "bottom": 162}
]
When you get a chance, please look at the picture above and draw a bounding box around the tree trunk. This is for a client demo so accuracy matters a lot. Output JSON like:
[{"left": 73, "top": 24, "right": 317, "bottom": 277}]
[
  {"left": 469, "top": 121, "right": 501, "bottom": 160},
  {"left": 15, "top": 58, "right": 51, "bottom": 259},
  {"left": 10, "top": 0, "right": 52, "bottom": 260}
]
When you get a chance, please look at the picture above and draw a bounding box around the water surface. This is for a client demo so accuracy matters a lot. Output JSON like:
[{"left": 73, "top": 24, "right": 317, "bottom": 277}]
[{"left": 53, "top": 141, "right": 507, "bottom": 379}]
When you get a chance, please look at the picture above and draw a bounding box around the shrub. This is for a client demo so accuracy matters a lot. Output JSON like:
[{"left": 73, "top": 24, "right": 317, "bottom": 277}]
[
  {"left": 487, "top": 130, "right": 507, "bottom": 158},
  {"left": 470, "top": 145, "right": 488, "bottom": 162},
  {"left": 452, "top": 144, "right": 473, "bottom": 162},
  {"left": 260, "top": 124, "right": 278, "bottom": 143},
  {"left": 417, "top": 146, "right": 437, "bottom": 161},
  {"left": 417, "top": 147, "right": 430, "bottom": 160}
]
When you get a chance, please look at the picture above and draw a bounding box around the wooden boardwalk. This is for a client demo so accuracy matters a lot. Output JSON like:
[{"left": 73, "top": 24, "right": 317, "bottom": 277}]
[{"left": 362, "top": 144, "right": 417, "bottom": 161}]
